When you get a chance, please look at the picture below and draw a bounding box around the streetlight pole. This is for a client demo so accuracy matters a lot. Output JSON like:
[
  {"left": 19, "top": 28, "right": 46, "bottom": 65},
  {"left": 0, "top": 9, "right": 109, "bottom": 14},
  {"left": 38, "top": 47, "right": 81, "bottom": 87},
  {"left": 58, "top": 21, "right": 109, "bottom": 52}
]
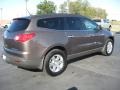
[
  {"left": 0, "top": 8, "right": 2, "bottom": 26},
  {"left": 67, "top": 0, "right": 70, "bottom": 13},
  {"left": 25, "top": 0, "right": 28, "bottom": 16}
]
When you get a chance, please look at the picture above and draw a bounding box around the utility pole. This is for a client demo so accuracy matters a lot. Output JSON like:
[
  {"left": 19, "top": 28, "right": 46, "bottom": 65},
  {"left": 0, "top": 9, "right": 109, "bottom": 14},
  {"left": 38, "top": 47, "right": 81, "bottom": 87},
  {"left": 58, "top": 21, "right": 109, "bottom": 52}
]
[
  {"left": 67, "top": 0, "right": 70, "bottom": 13},
  {"left": 25, "top": 0, "right": 28, "bottom": 16},
  {"left": 0, "top": 8, "right": 2, "bottom": 26}
]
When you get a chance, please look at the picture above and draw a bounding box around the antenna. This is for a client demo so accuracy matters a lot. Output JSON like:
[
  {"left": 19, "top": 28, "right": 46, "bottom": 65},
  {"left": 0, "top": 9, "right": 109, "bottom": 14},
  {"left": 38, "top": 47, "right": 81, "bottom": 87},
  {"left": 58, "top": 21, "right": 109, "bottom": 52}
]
[
  {"left": 27, "top": 9, "right": 32, "bottom": 16},
  {"left": 25, "top": 0, "right": 32, "bottom": 16}
]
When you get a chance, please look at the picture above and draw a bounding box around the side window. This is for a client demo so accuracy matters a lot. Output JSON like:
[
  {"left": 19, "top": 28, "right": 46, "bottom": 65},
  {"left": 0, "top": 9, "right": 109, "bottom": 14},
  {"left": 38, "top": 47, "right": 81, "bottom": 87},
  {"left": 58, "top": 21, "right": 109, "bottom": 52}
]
[
  {"left": 65, "top": 17, "right": 86, "bottom": 30},
  {"left": 37, "top": 17, "right": 64, "bottom": 30},
  {"left": 83, "top": 19, "right": 98, "bottom": 31}
]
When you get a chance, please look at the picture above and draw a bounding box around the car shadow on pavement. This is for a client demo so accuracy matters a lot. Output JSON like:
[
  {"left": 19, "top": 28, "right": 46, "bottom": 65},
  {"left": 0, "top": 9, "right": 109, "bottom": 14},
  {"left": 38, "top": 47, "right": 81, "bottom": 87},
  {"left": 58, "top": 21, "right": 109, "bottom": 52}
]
[
  {"left": 67, "top": 86, "right": 78, "bottom": 90},
  {"left": 18, "top": 53, "right": 101, "bottom": 72},
  {"left": 17, "top": 66, "right": 42, "bottom": 72}
]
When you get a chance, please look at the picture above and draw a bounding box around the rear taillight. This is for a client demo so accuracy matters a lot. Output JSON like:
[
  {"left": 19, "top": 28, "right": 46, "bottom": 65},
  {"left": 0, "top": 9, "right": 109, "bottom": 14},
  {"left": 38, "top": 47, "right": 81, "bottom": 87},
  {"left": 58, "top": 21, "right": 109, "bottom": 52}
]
[{"left": 14, "top": 32, "right": 36, "bottom": 43}]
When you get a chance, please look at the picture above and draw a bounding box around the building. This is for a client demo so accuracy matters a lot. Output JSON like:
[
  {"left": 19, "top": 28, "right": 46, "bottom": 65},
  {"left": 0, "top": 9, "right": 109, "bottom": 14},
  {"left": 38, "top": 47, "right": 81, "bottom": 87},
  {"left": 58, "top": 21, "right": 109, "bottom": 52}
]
[{"left": 0, "top": 20, "right": 10, "bottom": 27}]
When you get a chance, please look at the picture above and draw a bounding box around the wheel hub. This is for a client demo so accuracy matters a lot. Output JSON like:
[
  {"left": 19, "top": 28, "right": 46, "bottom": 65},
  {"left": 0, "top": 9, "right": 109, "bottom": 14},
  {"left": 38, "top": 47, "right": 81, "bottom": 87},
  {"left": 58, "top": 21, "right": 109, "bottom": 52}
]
[
  {"left": 107, "top": 41, "right": 113, "bottom": 54},
  {"left": 49, "top": 54, "right": 64, "bottom": 72}
]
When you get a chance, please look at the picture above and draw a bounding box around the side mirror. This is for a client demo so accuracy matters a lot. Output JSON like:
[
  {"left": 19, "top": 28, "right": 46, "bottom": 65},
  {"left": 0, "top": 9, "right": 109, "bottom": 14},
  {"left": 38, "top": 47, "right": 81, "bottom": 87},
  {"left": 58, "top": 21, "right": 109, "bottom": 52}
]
[{"left": 97, "top": 25, "right": 102, "bottom": 30}]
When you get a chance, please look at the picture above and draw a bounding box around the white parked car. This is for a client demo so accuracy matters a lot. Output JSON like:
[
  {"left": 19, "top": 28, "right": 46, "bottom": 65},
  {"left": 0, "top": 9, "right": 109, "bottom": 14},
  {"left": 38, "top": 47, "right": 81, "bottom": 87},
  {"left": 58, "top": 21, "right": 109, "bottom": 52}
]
[{"left": 93, "top": 19, "right": 112, "bottom": 30}]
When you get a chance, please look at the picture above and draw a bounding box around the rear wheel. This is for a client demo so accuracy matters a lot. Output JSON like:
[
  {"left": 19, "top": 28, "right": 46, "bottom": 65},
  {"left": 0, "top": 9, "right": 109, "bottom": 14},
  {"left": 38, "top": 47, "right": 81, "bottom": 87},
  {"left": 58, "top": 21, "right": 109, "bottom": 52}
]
[
  {"left": 44, "top": 49, "right": 67, "bottom": 76},
  {"left": 101, "top": 39, "right": 114, "bottom": 56}
]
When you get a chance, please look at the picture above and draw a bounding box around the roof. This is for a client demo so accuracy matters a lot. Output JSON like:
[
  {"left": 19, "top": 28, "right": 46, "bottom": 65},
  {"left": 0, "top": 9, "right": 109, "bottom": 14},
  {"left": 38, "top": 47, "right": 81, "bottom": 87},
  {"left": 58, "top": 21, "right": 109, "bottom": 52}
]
[{"left": 14, "top": 13, "right": 87, "bottom": 20}]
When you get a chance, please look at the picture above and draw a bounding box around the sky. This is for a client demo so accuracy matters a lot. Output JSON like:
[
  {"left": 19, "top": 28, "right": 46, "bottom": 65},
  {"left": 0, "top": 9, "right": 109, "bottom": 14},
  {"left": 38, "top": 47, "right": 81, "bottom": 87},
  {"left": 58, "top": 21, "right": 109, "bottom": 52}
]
[{"left": 0, "top": 0, "right": 120, "bottom": 20}]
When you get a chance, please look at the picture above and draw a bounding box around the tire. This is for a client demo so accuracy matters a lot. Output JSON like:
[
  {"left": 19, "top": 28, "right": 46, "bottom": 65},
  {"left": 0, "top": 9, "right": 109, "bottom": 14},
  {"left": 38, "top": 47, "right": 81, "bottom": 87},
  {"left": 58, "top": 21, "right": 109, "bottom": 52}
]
[
  {"left": 43, "top": 49, "right": 67, "bottom": 76},
  {"left": 109, "top": 25, "right": 112, "bottom": 31},
  {"left": 101, "top": 39, "right": 114, "bottom": 56}
]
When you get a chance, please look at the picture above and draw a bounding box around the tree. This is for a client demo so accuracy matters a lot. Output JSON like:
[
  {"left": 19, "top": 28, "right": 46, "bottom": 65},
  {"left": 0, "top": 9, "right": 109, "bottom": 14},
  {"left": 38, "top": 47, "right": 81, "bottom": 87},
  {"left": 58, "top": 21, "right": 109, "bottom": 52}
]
[
  {"left": 59, "top": 0, "right": 91, "bottom": 15},
  {"left": 69, "top": 1, "right": 82, "bottom": 14},
  {"left": 59, "top": 1, "right": 67, "bottom": 13},
  {"left": 59, "top": 0, "right": 82, "bottom": 14},
  {"left": 37, "top": 0, "right": 56, "bottom": 15},
  {"left": 94, "top": 8, "right": 107, "bottom": 18},
  {"left": 59, "top": 0, "right": 107, "bottom": 19}
]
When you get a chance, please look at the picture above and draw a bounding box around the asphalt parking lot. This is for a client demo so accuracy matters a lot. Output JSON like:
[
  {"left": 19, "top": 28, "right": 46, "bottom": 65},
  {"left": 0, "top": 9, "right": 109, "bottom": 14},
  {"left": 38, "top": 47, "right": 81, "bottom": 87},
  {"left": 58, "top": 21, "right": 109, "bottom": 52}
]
[{"left": 0, "top": 30, "right": 120, "bottom": 90}]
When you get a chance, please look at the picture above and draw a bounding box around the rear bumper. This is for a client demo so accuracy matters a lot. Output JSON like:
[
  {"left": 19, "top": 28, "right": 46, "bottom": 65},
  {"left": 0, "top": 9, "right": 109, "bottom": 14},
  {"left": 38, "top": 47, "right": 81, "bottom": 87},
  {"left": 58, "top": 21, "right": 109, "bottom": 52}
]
[{"left": 2, "top": 50, "right": 42, "bottom": 69}]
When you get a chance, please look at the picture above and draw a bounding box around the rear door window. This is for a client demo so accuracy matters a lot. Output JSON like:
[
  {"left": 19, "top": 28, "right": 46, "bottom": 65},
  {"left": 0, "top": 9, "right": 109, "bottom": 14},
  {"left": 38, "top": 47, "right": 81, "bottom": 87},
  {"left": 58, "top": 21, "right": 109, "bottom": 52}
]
[
  {"left": 7, "top": 18, "right": 30, "bottom": 32},
  {"left": 37, "top": 17, "right": 64, "bottom": 30}
]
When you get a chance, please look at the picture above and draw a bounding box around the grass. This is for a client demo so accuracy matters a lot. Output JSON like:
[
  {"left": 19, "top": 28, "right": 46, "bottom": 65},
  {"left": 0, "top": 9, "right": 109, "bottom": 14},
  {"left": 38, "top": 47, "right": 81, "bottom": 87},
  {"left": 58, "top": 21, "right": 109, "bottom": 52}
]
[
  {"left": 111, "top": 21, "right": 120, "bottom": 25},
  {"left": 111, "top": 21, "right": 120, "bottom": 32}
]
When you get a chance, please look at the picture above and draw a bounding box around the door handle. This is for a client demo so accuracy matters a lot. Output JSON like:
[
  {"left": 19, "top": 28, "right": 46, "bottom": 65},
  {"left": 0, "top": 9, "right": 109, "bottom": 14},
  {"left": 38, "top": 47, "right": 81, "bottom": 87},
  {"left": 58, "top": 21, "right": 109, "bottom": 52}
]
[
  {"left": 88, "top": 34, "right": 95, "bottom": 37},
  {"left": 68, "top": 35, "right": 74, "bottom": 38},
  {"left": 91, "top": 35, "right": 95, "bottom": 37}
]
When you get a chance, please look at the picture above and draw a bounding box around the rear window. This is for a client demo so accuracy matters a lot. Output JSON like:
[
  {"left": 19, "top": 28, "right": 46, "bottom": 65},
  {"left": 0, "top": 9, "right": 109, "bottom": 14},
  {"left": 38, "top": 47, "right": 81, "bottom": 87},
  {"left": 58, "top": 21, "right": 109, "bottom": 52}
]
[
  {"left": 37, "top": 17, "right": 64, "bottom": 30},
  {"left": 7, "top": 18, "right": 30, "bottom": 32}
]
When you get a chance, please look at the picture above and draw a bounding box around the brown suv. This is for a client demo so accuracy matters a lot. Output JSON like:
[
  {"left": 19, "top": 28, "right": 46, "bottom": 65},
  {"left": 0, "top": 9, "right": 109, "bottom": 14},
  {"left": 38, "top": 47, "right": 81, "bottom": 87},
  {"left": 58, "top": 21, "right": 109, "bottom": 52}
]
[{"left": 2, "top": 14, "right": 114, "bottom": 76}]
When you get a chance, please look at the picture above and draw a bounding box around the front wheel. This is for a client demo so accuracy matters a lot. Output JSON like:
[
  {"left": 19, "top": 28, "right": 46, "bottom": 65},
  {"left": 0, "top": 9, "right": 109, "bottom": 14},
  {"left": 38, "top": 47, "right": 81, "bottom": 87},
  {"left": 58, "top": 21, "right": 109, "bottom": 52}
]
[
  {"left": 44, "top": 49, "right": 67, "bottom": 76},
  {"left": 101, "top": 39, "right": 114, "bottom": 56}
]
